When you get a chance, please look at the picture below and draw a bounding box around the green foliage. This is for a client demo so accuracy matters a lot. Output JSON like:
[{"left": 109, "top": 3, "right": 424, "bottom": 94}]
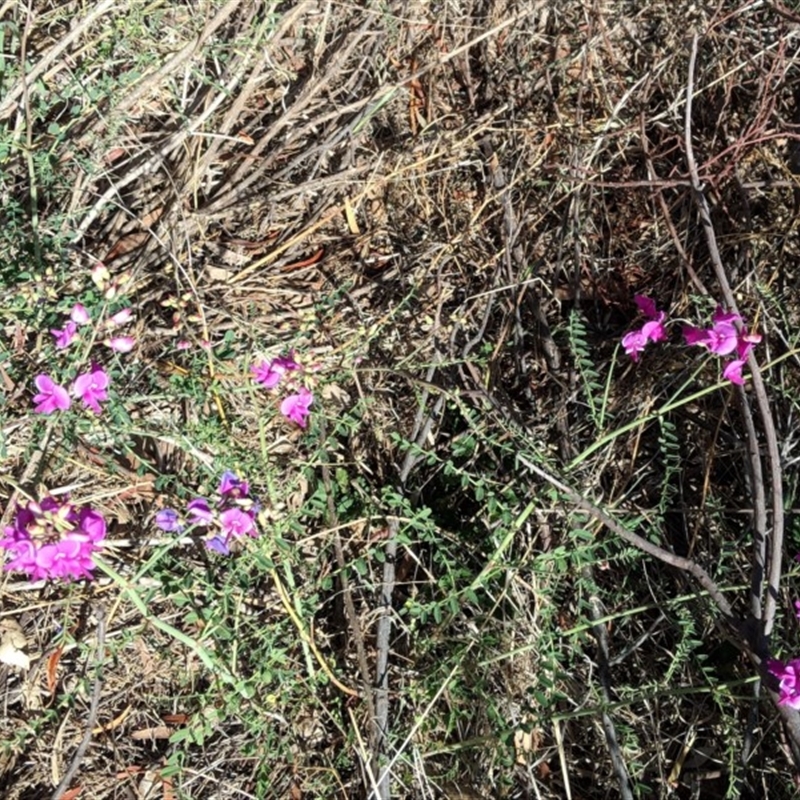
[{"left": 567, "top": 309, "right": 606, "bottom": 430}]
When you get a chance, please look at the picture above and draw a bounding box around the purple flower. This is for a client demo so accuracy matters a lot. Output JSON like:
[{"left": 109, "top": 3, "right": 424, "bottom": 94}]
[
  {"left": 73, "top": 364, "right": 109, "bottom": 414},
  {"left": 251, "top": 355, "right": 300, "bottom": 389},
  {"left": 684, "top": 306, "right": 762, "bottom": 385},
  {"left": 794, "top": 600, "right": 800, "bottom": 620},
  {"left": 186, "top": 497, "right": 213, "bottom": 525},
  {"left": 768, "top": 658, "right": 800, "bottom": 709},
  {"left": 51, "top": 321, "right": 78, "bottom": 349},
  {"left": 737, "top": 329, "right": 762, "bottom": 360},
  {"left": 32, "top": 374, "right": 71, "bottom": 415},
  {"left": 205, "top": 535, "right": 230, "bottom": 555},
  {"left": 155, "top": 509, "right": 183, "bottom": 533},
  {"left": 280, "top": 387, "right": 314, "bottom": 427},
  {"left": 0, "top": 495, "right": 106, "bottom": 581},
  {"left": 155, "top": 472, "right": 260, "bottom": 555},
  {"left": 219, "top": 471, "right": 249, "bottom": 499}
]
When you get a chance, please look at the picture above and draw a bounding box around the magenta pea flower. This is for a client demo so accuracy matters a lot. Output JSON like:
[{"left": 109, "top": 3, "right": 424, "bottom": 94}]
[
  {"left": 32, "top": 374, "right": 71, "bottom": 415},
  {"left": 622, "top": 295, "right": 667, "bottom": 361},
  {"left": 154, "top": 470, "right": 259, "bottom": 555},
  {"left": 0, "top": 495, "right": 106, "bottom": 581},
  {"left": 251, "top": 354, "right": 300, "bottom": 389},
  {"left": 737, "top": 329, "right": 762, "bottom": 360},
  {"left": 722, "top": 359, "right": 746, "bottom": 386},
  {"left": 72, "top": 364, "right": 110, "bottom": 414},
  {"left": 220, "top": 508, "right": 255, "bottom": 538},
  {"left": 768, "top": 658, "right": 800, "bottom": 709},
  {"left": 186, "top": 497, "right": 214, "bottom": 525},
  {"left": 280, "top": 387, "right": 314, "bottom": 427},
  {"left": 684, "top": 306, "right": 762, "bottom": 384},
  {"left": 51, "top": 321, "right": 78, "bottom": 349}
]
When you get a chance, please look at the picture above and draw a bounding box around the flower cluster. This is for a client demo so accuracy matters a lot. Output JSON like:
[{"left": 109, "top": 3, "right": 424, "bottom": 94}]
[
  {"left": 34, "top": 363, "right": 110, "bottom": 416},
  {"left": 35, "top": 300, "right": 138, "bottom": 416},
  {"left": 51, "top": 302, "right": 136, "bottom": 353},
  {"left": 683, "top": 307, "right": 761, "bottom": 386},
  {"left": 251, "top": 353, "right": 314, "bottom": 428},
  {"left": 0, "top": 495, "right": 107, "bottom": 581},
  {"left": 155, "top": 471, "right": 259, "bottom": 555},
  {"left": 621, "top": 296, "right": 761, "bottom": 385},
  {"left": 621, "top": 296, "right": 667, "bottom": 362},
  {"left": 768, "top": 656, "right": 800, "bottom": 709}
]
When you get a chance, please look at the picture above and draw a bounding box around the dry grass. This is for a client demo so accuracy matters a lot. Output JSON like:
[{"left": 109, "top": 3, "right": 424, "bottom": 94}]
[{"left": 3, "top": 0, "right": 800, "bottom": 798}]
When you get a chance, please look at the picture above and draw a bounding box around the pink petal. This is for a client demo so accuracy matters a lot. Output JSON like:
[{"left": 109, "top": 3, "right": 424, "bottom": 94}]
[
  {"left": 70, "top": 304, "right": 91, "bottom": 325},
  {"left": 634, "top": 295, "right": 659, "bottom": 319},
  {"left": 712, "top": 306, "right": 741, "bottom": 326},
  {"left": 107, "top": 308, "right": 133, "bottom": 327},
  {"left": 722, "top": 360, "right": 746, "bottom": 385},
  {"left": 105, "top": 336, "right": 135, "bottom": 353},
  {"left": 684, "top": 325, "right": 710, "bottom": 346}
]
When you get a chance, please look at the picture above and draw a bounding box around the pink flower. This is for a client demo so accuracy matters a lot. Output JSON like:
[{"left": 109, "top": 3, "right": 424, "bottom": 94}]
[
  {"left": 70, "top": 304, "right": 91, "bottom": 325},
  {"left": 684, "top": 306, "right": 762, "bottom": 384},
  {"left": 622, "top": 296, "right": 667, "bottom": 361},
  {"left": 280, "top": 387, "right": 314, "bottom": 427},
  {"left": 251, "top": 355, "right": 300, "bottom": 389},
  {"left": 220, "top": 508, "right": 255, "bottom": 538},
  {"left": 712, "top": 307, "right": 740, "bottom": 326},
  {"left": 72, "top": 364, "right": 109, "bottom": 414},
  {"left": 104, "top": 336, "right": 135, "bottom": 353},
  {"left": 0, "top": 496, "right": 106, "bottom": 581},
  {"left": 51, "top": 321, "right": 78, "bottom": 349},
  {"left": 737, "top": 329, "right": 762, "bottom": 360},
  {"left": 768, "top": 658, "right": 800, "bottom": 709},
  {"left": 32, "top": 374, "right": 71, "bottom": 415},
  {"left": 794, "top": 600, "right": 800, "bottom": 620},
  {"left": 705, "top": 322, "right": 739, "bottom": 355},
  {"left": 722, "top": 359, "right": 746, "bottom": 386},
  {"left": 106, "top": 308, "right": 133, "bottom": 328}
]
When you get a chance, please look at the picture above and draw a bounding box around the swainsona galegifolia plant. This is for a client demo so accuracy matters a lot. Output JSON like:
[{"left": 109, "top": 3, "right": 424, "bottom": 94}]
[{"left": 0, "top": 494, "right": 107, "bottom": 581}]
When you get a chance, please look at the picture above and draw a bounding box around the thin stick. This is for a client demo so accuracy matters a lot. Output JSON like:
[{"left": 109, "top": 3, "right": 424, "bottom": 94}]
[
  {"left": 518, "top": 455, "right": 742, "bottom": 630},
  {"left": 684, "top": 36, "right": 785, "bottom": 649},
  {"left": 583, "top": 564, "right": 634, "bottom": 800},
  {"left": 373, "top": 361, "right": 445, "bottom": 800},
  {"left": 50, "top": 605, "right": 106, "bottom": 800},
  {"left": 318, "top": 420, "right": 379, "bottom": 763}
]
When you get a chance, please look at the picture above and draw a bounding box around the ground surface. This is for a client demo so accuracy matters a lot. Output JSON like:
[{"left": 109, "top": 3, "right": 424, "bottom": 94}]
[{"left": 2, "top": 1, "right": 800, "bottom": 798}]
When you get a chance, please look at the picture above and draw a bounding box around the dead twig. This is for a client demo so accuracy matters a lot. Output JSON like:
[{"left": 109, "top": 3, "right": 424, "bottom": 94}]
[
  {"left": 685, "top": 34, "right": 795, "bottom": 762},
  {"left": 373, "top": 357, "right": 445, "bottom": 800},
  {"left": 51, "top": 605, "right": 106, "bottom": 800},
  {"left": 318, "top": 419, "right": 380, "bottom": 791},
  {"left": 583, "top": 564, "right": 634, "bottom": 800}
]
